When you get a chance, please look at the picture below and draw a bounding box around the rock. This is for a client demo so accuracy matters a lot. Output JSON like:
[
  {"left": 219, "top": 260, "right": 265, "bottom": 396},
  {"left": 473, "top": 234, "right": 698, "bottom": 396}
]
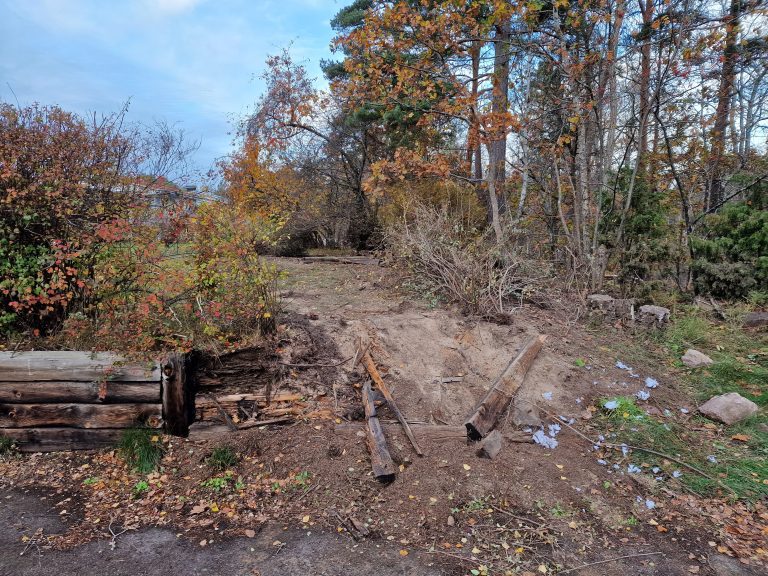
[
  {"left": 708, "top": 554, "right": 762, "bottom": 576},
  {"left": 476, "top": 430, "right": 503, "bottom": 460},
  {"left": 743, "top": 311, "right": 768, "bottom": 329},
  {"left": 638, "top": 304, "right": 671, "bottom": 326},
  {"left": 698, "top": 393, "right": 759, "bottom": 425},
  {"left": 587, "top": 294, "right": 636, "bottom": 319},
  {"left": 587, "top": 294, "right": 614, "bottom": 310},
  {"left": 681, "top": 348, "right": 714, "bottom": 368}
]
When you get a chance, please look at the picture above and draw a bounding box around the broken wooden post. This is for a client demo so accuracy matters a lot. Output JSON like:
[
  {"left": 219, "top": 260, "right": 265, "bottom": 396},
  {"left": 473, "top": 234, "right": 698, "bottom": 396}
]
[
  {"left": 162, "top": 352, "right": 197, "bottom": 437},
  {"left": 465, "top": 334, "right": 547, "bottom": 441},
  {"left": 360, "top": 351, "right": 424, "bottom": 456},
  {"left": 361, "top": 380, "right": 396, "bottom": 483}
]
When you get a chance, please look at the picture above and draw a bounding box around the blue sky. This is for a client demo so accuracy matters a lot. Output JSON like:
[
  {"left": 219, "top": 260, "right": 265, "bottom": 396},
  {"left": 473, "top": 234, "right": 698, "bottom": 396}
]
[{"left": 0, "top": 0, "right": 342, "bottom": 179}]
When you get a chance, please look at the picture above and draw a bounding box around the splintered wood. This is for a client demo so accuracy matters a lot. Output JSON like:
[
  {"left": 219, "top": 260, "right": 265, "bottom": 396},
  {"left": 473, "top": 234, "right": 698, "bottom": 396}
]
[{"left": 465, "top": 334, "right": 547, "bottom": 440}]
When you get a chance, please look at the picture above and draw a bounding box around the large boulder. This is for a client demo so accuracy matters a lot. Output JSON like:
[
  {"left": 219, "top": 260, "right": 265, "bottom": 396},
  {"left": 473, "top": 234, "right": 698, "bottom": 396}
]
[
  {"left": 681, "top": 348, "right": 714, "bottom": 368},
  {"left": 698, "top": 392, "right": 759, "bottom": 425}
]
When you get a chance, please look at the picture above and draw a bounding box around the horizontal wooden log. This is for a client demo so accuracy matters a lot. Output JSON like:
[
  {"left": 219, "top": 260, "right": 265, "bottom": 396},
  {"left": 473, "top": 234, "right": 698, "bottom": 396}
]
[
  {"left": 0, "top": 352, "right": 160, "bottom": 382},
  {"left": 0, "top": 428, "right": 126, "bottom": 452},
  {"left": 0, "top": 403, "right": 162, "bottom": 429},
  {"left": 0, "top": 381, "right": 161, "bottom": 404},
  {"left": 301, "top": 256, "right": 380, "bottom": 266}
]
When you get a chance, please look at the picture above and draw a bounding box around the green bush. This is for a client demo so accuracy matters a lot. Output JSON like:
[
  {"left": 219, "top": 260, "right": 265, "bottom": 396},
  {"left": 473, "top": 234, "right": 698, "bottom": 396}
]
[{"left": 690, "top": 202, "right": 768, "bottom": 299}]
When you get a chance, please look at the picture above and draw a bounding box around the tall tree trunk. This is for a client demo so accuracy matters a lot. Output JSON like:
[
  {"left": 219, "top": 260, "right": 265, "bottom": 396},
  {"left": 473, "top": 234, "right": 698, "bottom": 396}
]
[
  {"left": 637, "top": 0, "right": 653, "bottom": 174},
  {"left": 707, "top": 0, "right": 742, "bottom": 210},
  {"left": 489, "top": 10, "right": 511, "bottom": 224}
]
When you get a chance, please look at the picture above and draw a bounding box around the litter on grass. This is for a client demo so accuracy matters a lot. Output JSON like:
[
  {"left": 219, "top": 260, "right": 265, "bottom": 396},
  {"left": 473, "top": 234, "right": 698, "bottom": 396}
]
[
  {"left": 672, "top": 470, "right": 683, "bottom": 478},
  {"left": 635, "top": 390, "right": 650, "bottom": 401},
  {"left": 645, "top": 377, "right": 659, "bottom": 389},
  {"left": 627, "top": 464, "right": 642, "bottom": 474},
  {"left": 603, "top": 400, "right": 619, "bottom": 410}
]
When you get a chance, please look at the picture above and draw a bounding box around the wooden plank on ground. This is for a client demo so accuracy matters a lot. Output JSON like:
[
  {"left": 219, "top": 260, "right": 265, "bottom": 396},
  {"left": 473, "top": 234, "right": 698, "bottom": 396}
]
[
  {"left": 0, "top": 352, "right": 160, "bottom": 382},
  {"left": 0, "top": 403, "right": 162, "bottom": 429},
  {"left": 362, "top": 381, "right": 396, "bottom": 483},
  {"left": 0, "top": 428, "right": 125, "bottom": 452},
  {"left": 465, "top": 334, "right": 547, "bottom": 440},
  {"left": 361, "top": 351, "right": 423, "bottom": 456},
  {"left": 0, "top": 381, "right": 161, "bottom": 404}
]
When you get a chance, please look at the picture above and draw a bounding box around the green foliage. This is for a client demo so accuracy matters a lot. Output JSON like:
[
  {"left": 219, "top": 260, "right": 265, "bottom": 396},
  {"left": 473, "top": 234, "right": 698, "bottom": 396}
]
[
  {"left": 690, "top": 202, "right": 768, "bottom": 299},
  {"left": 118, "top": 429, "right": 165, "bottom": 474},
  {"left": 132, "top": 480, "right": 150, "bottom": 497},
  {"left": 193, "top": 203, "right": 282, "bottom": 339},
  {"left": 201, "top": 471, "right": 234, "bottom": 492},
  {"left": 206, "top": 446, "right": 239, "bottom": 471}
]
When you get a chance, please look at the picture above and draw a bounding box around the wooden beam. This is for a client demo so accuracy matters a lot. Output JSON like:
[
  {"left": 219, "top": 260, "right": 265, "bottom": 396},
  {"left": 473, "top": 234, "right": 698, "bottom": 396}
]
[
  {"left": 0, "top": 403, "right": 162, "bottom": 429},
  {"left": 0, "top": 428, "right": 125, "bottom": 452},
  {"left": 361, "top": 381, "right": 396, "bottom": 483},
  {"left": 0, "top": 351, "right": 160, "bottom": 382},
  {"left": 465, "top": 334, "right": 547, "bottom": 440},
  {"left": 162, "top": 353, "right": 197, "bottom": 437},
  {"left": 360, "top": 351, "right": 424, "bottom": 456},
  {"left": 0, "top": 381, "right": 161, "bottom": 404}
]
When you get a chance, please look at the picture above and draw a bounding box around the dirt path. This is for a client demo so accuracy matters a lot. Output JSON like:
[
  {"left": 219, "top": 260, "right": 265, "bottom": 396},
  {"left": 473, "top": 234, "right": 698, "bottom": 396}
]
[
  {"left": 0, "top": 490, "right": 440, "bottom": 576},
  {"left": 0, "top": 258, "right": 762, "bottom": 576}
]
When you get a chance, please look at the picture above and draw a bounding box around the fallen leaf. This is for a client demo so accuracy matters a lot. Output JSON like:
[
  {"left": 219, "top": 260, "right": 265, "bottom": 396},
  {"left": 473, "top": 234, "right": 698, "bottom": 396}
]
[
  {"left": 399, "top": 549, "right": 409, "bottom": 556},
  {"left": 302, "top": 515, "right": 310, "bottom": 523},
  {"left": 245, "top": 529, "right": 256, "bottom": 538},
  {"left": 731, "top": 434, "right": 750, "bottom": 442},
  {"left": 463, "top": 464, "right": 471, "bottom": 471}
]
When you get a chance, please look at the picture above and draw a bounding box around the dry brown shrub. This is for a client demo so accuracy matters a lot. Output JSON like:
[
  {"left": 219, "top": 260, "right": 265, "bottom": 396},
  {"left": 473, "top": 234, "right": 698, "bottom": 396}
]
[{"left": 387, "top": 202, "right": 551, "bottom": 318}]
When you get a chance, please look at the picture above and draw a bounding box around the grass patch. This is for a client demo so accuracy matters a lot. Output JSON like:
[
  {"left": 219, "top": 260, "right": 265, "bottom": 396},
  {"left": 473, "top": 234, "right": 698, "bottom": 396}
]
[
  {"left": 0, "top": 435, "right": 17, "bottom": 459},
  {"left": 206, "top": 445, "right": 239, "bottom": 471},
  {"left": 588, "top": 306, "right": 768, "bottom": 500},
  {"left": 118, "top": 429, "right": 165, "bottom": 474}
]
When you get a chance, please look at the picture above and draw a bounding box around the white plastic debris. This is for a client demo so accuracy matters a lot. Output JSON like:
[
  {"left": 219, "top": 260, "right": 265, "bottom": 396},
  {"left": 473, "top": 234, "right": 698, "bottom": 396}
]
[
  {"left": 707, "top": 455, "right": 718, "bottom": 464},
  {"left": 542, "top": 392, "right": 553, "bottom": 401},
  {"left": 616, "top": 361, "right": 632, "bottom": 371},
  {"left": 635, "top": 390, "right": 650, "bottom": 401},
  {"left": 680, "top": 408, "right": 689, "bottom": 414},
  {"left": 597, "top": 459, "right": 607, "bottom": 465},
  {"left": 645, "top": 377, "right": 659, "bottom": 389},
  {"left": 627, "top": 464, "right": 641, "bottom": 474},
  {"left": 672, "top": 470, "right": 682, "bottom": 478},
  {"left": 652, "top": 466, "right": 661, "bottom": 474},
  {"left": 603, "top": 400, "right": 619, "bottom": 410},
  {"left": 645, "top": 499, "right": 656, "bottom": 510},
  {"left": 621, "top": 444, "right": 629, "bottom": 456},
  {"left": 532, "top": 429, "right": 558, "bottom": 449}
]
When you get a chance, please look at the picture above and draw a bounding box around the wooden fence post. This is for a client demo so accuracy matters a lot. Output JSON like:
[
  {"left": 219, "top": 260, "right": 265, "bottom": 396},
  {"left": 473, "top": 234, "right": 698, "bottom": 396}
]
[{"left": 162, "top": 352, "right": 197, "bottom": 436}]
